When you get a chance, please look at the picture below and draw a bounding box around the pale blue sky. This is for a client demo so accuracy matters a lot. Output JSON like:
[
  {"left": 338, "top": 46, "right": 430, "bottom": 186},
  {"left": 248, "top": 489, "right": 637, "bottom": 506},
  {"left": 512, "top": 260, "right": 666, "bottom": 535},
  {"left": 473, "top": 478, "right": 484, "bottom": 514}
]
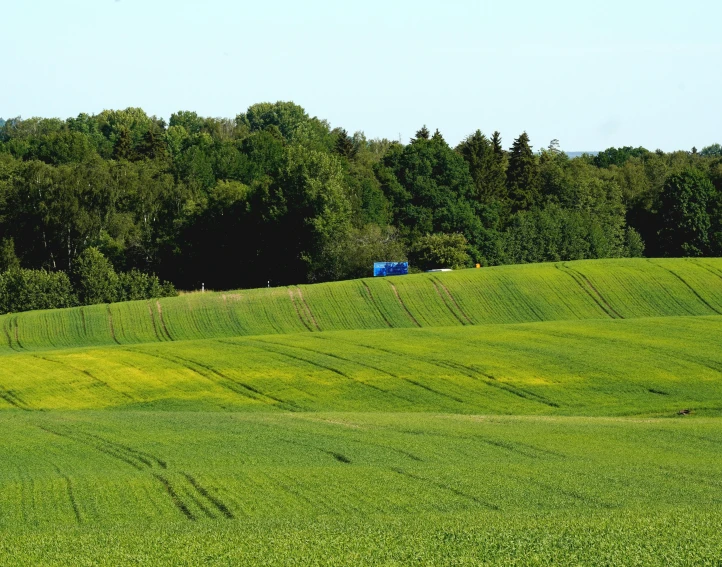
[{"left": 2, "top": 0, "right": 720, "bottom": 151}]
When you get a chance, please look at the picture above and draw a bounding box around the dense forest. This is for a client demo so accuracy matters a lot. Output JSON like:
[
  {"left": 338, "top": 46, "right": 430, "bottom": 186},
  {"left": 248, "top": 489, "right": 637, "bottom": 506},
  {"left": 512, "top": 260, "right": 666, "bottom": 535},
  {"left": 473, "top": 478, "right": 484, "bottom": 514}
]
[{"left": 0, "top": 102, "right": 721, "bottom": 313}]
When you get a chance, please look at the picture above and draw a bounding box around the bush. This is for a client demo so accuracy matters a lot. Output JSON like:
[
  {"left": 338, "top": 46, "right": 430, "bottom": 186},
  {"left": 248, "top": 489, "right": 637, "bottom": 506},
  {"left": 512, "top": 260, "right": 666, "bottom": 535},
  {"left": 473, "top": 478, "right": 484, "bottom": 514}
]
[
  {"left": 72, "top": 247, "right": 119, "bottom": 305},
  {"left": 409, "top": 233, "right": 471, "bottom": 271},
  {"left": 0, "top": 269, "right": 75, "bottom": 314},
  {"left": 117, "top": 270, "right": 178, "bottom": 301}
]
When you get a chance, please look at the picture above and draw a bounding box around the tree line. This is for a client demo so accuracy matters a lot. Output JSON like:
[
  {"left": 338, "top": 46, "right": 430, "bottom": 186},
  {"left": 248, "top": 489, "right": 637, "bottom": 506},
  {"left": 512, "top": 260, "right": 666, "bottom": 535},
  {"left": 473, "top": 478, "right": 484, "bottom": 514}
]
[{"left": 0, "top": 102, "right": 720, "bottom": 312}]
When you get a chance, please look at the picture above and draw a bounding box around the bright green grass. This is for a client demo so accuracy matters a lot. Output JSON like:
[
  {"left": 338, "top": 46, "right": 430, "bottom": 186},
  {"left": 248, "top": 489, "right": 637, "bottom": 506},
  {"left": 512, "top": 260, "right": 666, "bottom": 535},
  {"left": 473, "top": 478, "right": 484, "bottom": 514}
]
[
  {"left": 2, "top": 259, "right": 722, "bottom": 565},
  {"left": 0, "top": 315, "right": 721, "bottom": 416},
  {"left": 1, "top": 411, "right": 721, "bottom": 565},
  {"left": 1, "top": 257, "right": 721, "bottom": 352}
]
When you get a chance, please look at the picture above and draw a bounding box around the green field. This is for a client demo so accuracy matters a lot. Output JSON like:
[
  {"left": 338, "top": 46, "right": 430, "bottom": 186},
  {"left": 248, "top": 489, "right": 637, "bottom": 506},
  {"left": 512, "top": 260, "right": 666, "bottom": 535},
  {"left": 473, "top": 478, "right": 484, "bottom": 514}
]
[{"left": 1, "top": 259, "right": 722, "bottom": 566}]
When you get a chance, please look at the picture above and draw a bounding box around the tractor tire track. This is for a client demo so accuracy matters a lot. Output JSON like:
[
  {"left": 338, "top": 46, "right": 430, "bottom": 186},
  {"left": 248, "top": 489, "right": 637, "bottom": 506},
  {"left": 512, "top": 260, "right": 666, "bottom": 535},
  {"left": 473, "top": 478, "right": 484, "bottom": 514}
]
[
  {"left": 132, "top": 346, "right": 299, "bottom": 411},
  {"left": 390, "top": 468, "right": 500, "bottom": 510},
  {"left": 248, "top": 338, "right": 464, "bottom": 404},
  {"left": 2, "top": 318, "right": 18, "bottom": 351},
  {"left": 288, "top": 288, "right": 313, "bottom": 332},
  {"left": 557, "top": 264, "right": 622, "bottom": 319},
  {"left": 153, "top": 474, "right": 196, "bottom": 521},
  {"left": 430, "top": 279, "right": 467, "bottom": 325},
  {"left": 0, "top": 389, "right": 31, "bottom": 410},
  {"left": 31, "top": 354, "right": 134, "bottom": 402},
  {"left": 13, "top": 317, "right": 24, "bottom": 349},
  {"left": 106, "top": 305, "right": 121, "bottom": 345},
  {"left": 387, "top": 281, "right": 421, "bottom": 327},
  {"left": 360, "top": 281, "right": 393, "bottom": 328},
  {"left": 433, "top": 359, "right": 560, "bottom": 408},
  {"left": 240, "top": 339, "right": 391, "bottom": 396},
  {"left": 156, "top": 301, "right": 174, "bottom": 341},
  {"left": 182, "top": 473, "right": 235, "bottom": 519},
  {"left": 251, "top": 338, "right": 417, "bottom": 402},
  {"left": 431, "top": 276, "right": 474, "bottom": 325},
  {"left": 36, "top": 423, "right": 235, "bottom": 522},
  {"left": 651, "top": 261, "right": 722, "bottom": 315},
  {"left": 296, "top": 287, "right": 321, "bottom": 331},
  {"left": 146, "top": 303, "right": 163, "bottom": 342}
]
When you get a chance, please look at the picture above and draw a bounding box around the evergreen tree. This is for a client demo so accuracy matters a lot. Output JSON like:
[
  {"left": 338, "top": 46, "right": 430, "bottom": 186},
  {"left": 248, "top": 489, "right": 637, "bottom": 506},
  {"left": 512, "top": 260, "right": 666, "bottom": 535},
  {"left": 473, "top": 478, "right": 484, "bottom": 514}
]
[
  {"left": 412, "top": 126, "right": 430, "bottom": 142},
  {"left": 112, "top": 127, "right": 133, "bottom": 160},
  {"left": 456, "top": 130, "right": 506, "bottom": 204},
  {"left": 506, "top": 132, "right": 540, "bottom": 211},
  {"left": 657, "top": 168, "right": 716, "bottom": 257},
  {"left": 333, "top": 128, "right": 356, "bottom": 159}
]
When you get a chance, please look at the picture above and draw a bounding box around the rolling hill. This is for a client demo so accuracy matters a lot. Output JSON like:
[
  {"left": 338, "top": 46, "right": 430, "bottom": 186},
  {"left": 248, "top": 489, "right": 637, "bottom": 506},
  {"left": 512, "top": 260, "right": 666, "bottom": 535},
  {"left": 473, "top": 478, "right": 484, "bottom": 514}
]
[{"left": 1, "top": 257, "right": 722, "bottom": 566}]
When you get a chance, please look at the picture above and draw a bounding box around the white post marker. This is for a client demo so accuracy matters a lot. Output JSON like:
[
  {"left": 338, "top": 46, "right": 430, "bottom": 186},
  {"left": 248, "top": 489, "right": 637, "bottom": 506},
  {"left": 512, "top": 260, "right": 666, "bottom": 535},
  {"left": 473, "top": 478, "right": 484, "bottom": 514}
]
[{"left": 202, "top": 283, "right": 205, "bottom": 293}]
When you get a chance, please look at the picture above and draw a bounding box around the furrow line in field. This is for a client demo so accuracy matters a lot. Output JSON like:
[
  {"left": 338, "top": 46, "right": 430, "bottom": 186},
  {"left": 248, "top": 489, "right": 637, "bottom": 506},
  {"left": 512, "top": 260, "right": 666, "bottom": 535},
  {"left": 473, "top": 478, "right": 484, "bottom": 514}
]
[
  {"left": 296, "top": 287, "right": 321, "bottom": 331},
  {"left": 430, "top": 279, "right": 467, "bottom": 326},
  {"left": 61, "top": 473, "right": 82, "bottom": 524},
  {"left": 390, "top": 468, "right": 500, "bottom": 510},
  {"left": 182, "top": 473, "right": 235, "bottom": 519},
  {"left": 35, "top": 425, "right": 146, "bottom": 470},
  {"left": 0, "top": 389, "right": 31, "bottom": 411},
  {"left": 180, "top": 484, "right": 216, "bottom": 519},
  {"left": 135, "top": 345, "right": 299, "bottom": 410},
  {"left": 288, "top": 288, "right": 313, "bottom": 332},
  {"left": 238, "top": 339, "right": 391, "bottom": 396},
  {"left": 80, "top": 307, "right": 87, "bottom": 336},
  {"left": 651, "top": 261, "right": 722, "bottom": 315},
  {"left": 695, "top": 259, "right": 722, "bottom": 279},
  {"left": 2, "top": 318, "right": 17, "bottom": 351},
  {"left": 170, "top": 349, "right": 300, "bottom": 410},
  {"left": 106, "top": 305, "right": 121, "bottom": 345},
  {"left": 146, "top": 303, "right": 163, "bottom": 342},
  {"left": 433, "top": 359, "right": 560, "bottom": 408},
  {"left": 387, "top": 281, "right": 421, "bottom": 327},
  {"left": 252, "top": 338, "right": 416, "bottom": 401},
  {"left": 156, "top": 301, "right": 174, "bottom": 341},
  {"left": 82, "top": 432, "right": 167, "bottom": 469},
  {"left": 13, "top": 317, "right": 24, "bottom": 349},
  {"left": 360, "top": 281, "right": 393, "bottom": 328},
  {"left": 128, "top": 347, "right": 281, "bottom": 407},
  {"left": 152, "top": 474, "right": 196, "bottom": 521},
  {"left": 556, "top": 265, "right": 619, "bottom": 319},
  {"left": 45, "top": 462, "right": 83, "bottom": 524},
  {"left": 432, "top": 276, "right": 474, "bottom": 325},
  {"left": 248, "top": 338, "right": 464, "bottom": 403},
  {"left": 31, "top": 354, "right": 135, "bottom": 402}
]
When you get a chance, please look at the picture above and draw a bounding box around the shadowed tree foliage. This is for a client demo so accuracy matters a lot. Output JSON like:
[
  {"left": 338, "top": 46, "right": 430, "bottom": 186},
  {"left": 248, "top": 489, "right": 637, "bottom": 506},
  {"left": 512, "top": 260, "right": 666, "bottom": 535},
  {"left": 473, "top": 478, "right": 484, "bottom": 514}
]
[{"left": 506, "top": 132, "right": 540, "bottom": 212}]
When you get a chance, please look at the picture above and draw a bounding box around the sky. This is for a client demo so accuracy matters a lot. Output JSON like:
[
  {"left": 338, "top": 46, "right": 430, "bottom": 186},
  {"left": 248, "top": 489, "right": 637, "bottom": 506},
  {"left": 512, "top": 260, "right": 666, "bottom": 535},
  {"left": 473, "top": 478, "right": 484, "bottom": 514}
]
[{"left": 2, "top": 0, "right": 721, "bottom": 152}]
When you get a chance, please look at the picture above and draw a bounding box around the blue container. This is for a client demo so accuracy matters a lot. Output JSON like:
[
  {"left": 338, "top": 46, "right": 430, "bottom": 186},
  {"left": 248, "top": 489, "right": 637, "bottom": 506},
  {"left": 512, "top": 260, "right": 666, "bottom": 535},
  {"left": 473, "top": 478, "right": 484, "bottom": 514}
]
[{"left": 373, "top": 262, "right": 409, "bottom": 277}]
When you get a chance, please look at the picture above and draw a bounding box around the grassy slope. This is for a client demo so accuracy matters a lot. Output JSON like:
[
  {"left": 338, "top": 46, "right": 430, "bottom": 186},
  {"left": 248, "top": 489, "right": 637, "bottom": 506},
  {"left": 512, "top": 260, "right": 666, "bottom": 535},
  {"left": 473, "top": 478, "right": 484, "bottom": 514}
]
[
  {"left": 2, "top": 258, "right": 722, "bottom": 566},
  {"left": 1, "top": 315, "right": 721, "bottom": 416},
  {"left": 1, "top": 257, "right": 721, "bottom": 352}
]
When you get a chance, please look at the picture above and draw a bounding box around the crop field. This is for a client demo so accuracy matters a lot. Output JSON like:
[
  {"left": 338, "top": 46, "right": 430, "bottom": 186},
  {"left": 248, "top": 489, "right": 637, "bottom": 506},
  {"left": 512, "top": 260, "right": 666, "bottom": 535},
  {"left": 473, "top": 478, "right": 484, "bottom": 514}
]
[
  {"left": 2, "top": 257, "right": 722, "bottom": 352},
  {"left": 1, "top": 258, "right": 722, "bottom": 565}
]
